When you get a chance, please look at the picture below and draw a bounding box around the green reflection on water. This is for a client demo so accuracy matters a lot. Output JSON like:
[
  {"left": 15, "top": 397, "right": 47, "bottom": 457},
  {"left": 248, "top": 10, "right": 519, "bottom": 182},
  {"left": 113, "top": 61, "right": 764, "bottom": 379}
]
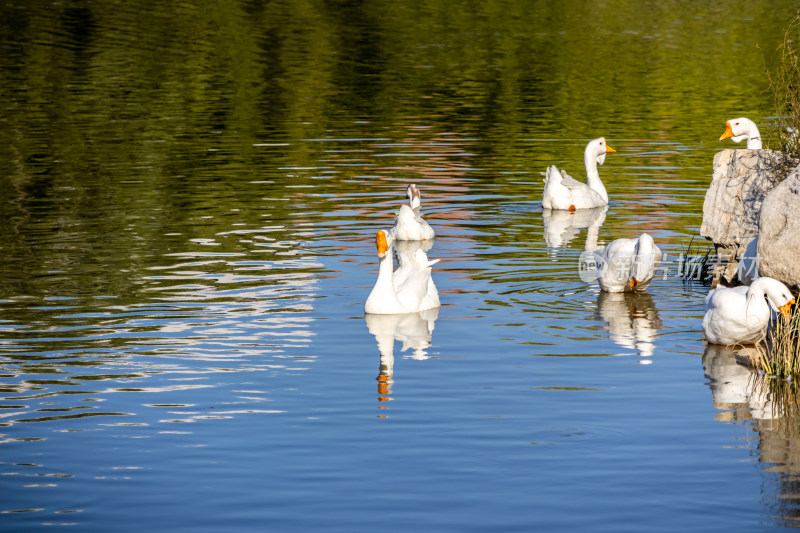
[
  {"left": 1, "top": 1, "right": 800, "bottom": 529},
  {"left": 1, "top": 0, "right": 794, "bottom": 299}
]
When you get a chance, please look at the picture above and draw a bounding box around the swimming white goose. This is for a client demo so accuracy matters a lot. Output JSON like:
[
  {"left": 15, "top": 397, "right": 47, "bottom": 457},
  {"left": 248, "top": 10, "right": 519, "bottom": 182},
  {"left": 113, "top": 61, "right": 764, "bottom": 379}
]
[
  {"left": 389, "top": 184, "right": 435, "bottom": 241},
  {"left": 703, "top": 276, "right": 795, "bottom": 345},
  {"left": 393, "top": 239, "right": 433, "bottom": 287},
  {"left": 593, "top": 233, "right": 662, "bottom": 293},
  {"left": 542, "top": 137, "right": 616, "bottom": 210},
  {"left": 393, "top": 246, "right": 440, "bottom": 311},
  {"left": 365, "top": 230, "right": 440, "bottom": 314},
  {"left": 719, "top": 117, "right": 762, "bottom": 149}
]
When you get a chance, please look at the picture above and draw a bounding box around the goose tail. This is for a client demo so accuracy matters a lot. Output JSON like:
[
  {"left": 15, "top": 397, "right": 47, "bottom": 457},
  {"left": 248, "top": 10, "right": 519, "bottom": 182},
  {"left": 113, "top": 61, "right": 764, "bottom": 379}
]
[{"left": 543, "top": 165, "right": 562, "bottom": 185}]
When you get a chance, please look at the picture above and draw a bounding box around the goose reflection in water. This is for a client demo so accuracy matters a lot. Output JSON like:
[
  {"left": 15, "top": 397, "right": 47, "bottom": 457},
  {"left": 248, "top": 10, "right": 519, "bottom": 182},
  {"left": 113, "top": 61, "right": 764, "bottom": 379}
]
[
  {"left": 703, "top": 344, "right": 800, "bottom": 522},
  {"left": 365, "top": 308, "right": 439, "bottom": 416},
  {"left": 596, "top": 290, "right": 661, "bottom": 360},
  {"left": 702, "top": 344, "right": 776, "bottom": 421},
  {"left": 542, "top": 205, "right": 607, "bottom": 251}
]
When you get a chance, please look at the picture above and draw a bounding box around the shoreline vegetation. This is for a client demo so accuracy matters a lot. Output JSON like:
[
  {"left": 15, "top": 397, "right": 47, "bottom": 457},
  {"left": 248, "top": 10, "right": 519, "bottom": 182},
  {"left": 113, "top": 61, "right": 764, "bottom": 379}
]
[
  {"left": 745, "top": 305, "right": 800, "bottom": 380},
  {"left": 715, "top": 11, "right": 800, "bottom": 392},
  {"left": 769, "top": 11, "right": 800, "bottom": 163}
]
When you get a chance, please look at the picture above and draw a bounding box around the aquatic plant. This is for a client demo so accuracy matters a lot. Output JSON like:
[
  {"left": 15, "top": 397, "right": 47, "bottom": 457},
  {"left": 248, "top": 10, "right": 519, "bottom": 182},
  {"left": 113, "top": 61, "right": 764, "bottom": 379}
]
[{"left": 679, "top": 238, "right": 714, "bottom": 285}]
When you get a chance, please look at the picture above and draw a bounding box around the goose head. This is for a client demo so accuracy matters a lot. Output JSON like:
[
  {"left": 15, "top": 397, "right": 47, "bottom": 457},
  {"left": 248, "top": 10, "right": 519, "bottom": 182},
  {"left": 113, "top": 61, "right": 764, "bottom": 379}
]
[
  {"left": 748, "top": 277, "right": 795, "bottom": 318},
  {"left": 406, "top": 184, "right": 422, "bottom": 210},
  {"left": 376, "top": 229, "right": 392, "bottom": 258},
  {"left": 720, "top": 118, "right": 762, "bottom": 149},
  {"left": 585, "top": 137, "right": 616, "bottom": 167},
  {"left": 629, "top": 233, "right": 660, "bottom": 289}
]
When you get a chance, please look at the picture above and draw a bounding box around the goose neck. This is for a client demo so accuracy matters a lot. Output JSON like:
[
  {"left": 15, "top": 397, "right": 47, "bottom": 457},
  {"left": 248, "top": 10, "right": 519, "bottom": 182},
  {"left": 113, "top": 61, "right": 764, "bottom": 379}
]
[
  {"left": 745, "top": 283, "right": 771, "bottom": 314},
  {"left": 378, "top": 250, "right": 395, "bottom": 281},
  {"left": 583, "top": 153, "right": 608, "bottom": 200},
  {"left": 746, "top": 137, "right": 762, "bottom": 149}
]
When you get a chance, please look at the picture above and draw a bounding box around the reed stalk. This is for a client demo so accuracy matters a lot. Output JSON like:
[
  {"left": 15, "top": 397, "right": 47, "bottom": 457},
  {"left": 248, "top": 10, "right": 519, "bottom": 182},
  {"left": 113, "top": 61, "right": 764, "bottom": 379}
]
[
  {"left": 679, "top": 238, "right": 713, "bottom": 285},
  {"left": 747, "top": 303, "right": 800, "bottom": 380},
  {"left": 748, "top": 371, "right": 800, "bottom": 433}
]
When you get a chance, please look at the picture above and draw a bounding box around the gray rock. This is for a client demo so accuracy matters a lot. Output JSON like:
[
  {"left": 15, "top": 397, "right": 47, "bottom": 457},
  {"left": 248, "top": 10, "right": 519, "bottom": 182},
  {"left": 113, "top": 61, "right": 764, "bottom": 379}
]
[
  {"left": 701, "top": 149, "right": 789, "bottom": 283},
  {"left": 736, "top": 237, "right": 759, "bottom": 285},
  {"left": 758, "top": 165, "right": 800, "bottom": 290}
]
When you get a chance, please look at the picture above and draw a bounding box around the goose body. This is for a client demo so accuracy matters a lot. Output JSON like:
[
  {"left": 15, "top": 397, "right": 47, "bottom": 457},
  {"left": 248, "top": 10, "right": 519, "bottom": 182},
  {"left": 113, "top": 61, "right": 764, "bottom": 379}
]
[
  {"left": 389, "top": 184, "right": 435, "bottom": 241},
  {"left": 365, "top": 230, "right": 440, "bottom": 315},
  {"left": 392, "top": 239, "right": 434, "bottom": 287},
  {"left": 392, "top": 247, "right": 440, "bottom": 311},
  {"left": 719, "top": 117, "right": 762, "bottom": 149},
  {"left": 593, "top": 233, "right": 662, "bottom": 293},
  {"left": 542, "top": 137, "right": 615, "bottom": 210},
  {"left": 702, "top": 277, "right": 794, "bottom": 345}
]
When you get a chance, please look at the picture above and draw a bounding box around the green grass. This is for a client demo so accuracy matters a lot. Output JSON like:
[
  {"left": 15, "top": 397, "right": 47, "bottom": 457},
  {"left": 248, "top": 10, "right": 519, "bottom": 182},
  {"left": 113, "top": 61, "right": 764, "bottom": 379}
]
[
  {"left": 745, "top": 303, "right": 800, "bottom": 379},
  {"left": 736, "top": 306, "right": 800, "bottom": 430}
]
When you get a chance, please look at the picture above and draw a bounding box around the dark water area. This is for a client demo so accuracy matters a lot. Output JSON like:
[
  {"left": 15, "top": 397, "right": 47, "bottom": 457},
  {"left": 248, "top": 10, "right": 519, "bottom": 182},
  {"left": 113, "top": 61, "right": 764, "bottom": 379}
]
[{"left": 2, "top": 1, "right": 800, "bottom": 530}]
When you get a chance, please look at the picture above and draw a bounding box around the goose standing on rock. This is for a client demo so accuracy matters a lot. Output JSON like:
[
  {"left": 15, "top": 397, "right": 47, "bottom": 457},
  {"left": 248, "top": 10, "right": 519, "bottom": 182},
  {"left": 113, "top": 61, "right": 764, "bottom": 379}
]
[
  {"left": 702, "top": 277, "right": 795, "bottom": 345},
  {"left": 719, "top": 117, "right": 762, "bottom": 149},
  {"left": 542, "top": 137, "right": 616, "bottom": 210},
  {"left": 365, "top": 230, "right": 440, "bottom": 315},
  {"left": 389, "top": 184, "right": 435, "bottom": 241},
  {"left": 592, "top": 233, "right": 662, "bottom": 293}
]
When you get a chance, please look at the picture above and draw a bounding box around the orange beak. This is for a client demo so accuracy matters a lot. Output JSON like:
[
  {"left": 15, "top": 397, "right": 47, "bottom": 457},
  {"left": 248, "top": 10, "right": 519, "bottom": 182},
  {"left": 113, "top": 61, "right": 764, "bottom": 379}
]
[
  {"left": 606, "top": 145, "right": 616, "bottom": 153},
  {"left": 629, "top": 278, "right": 639, "bottom": 289},
  {"left": 376, "top": 231, "right": 389, "bottom": 257},
  {"left": 779, "top": 299, "right": 796, "bottom": 319},
  {"left": 720, "top": 122, "right": 734, "bottom": 141}
]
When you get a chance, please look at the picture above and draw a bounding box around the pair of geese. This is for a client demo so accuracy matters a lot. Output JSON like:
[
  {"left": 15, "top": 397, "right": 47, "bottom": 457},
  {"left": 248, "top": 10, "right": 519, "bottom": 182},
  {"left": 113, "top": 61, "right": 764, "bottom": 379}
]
[
  {"left": 365, "top": 184, "right": 439, "bottom": 315},
  {"left": 367, "top": 118, "right": 796, "bottom": 347},
  {"left": 705, "top": 118, "right": 794, "bottom": 345}
]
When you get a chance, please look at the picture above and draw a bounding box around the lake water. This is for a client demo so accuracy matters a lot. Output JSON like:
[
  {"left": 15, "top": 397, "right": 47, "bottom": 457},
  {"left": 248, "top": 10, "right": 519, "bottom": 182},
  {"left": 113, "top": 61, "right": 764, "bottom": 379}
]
[{"left": 3, "top": 1, "right": 800, "bottom": 531}]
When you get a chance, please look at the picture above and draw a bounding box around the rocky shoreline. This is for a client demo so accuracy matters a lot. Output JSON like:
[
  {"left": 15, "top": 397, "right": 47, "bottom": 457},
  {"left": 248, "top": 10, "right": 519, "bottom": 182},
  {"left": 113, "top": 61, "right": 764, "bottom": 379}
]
[{"left": 701, "top": 148, "right": 798, "bottom": 288}]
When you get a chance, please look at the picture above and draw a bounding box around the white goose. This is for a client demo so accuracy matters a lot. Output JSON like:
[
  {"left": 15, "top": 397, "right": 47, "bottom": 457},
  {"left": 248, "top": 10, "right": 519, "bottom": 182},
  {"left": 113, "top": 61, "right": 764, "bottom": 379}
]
[
  {"left": 365, "top": 230, "right": 440, "bottom": 314},
  {"left": 593, "top": 233, "right": 662, "bottom": 293},
  {"left": 393, "top": 246, "right": 440, "bottom": 310},
  {"left": 542, "top": 137, "right": 616, "bottom": 210},
  {"left": 393, "top": 239, "right": 433, "bottom": 287},
  {"left": 719, "top": 117, "right": 762, "bottom": 149},
  {"left": 703, "top": 277, "right": 795, "bottom": 345},
  {"left": 389, "top": 184, "right": 435, "bottom": 241}
]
